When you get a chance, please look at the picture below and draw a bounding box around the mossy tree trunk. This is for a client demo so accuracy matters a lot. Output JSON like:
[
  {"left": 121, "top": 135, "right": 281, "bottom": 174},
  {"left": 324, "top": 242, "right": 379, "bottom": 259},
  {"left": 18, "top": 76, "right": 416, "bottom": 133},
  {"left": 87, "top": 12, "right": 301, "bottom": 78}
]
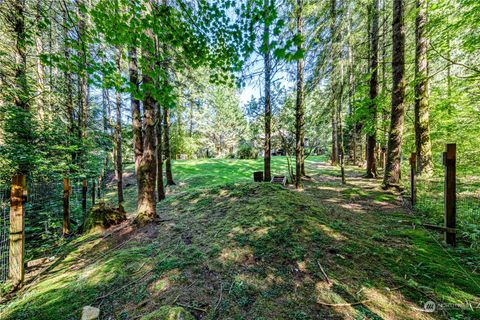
[
  {"left": 366, "top": 0, "right": 379, "bottom": 178},
  {"left": 414, "top": 0, "right": 433, "bottom": 176},
  {"left": 383, "top": 0, "right": 406, "bottom": 188},
  {"left": 129, "top": 46, "right": 143, "bottom": 176},
  {"left": 329, "top": 0, "right": 338, "bottom": 167},
  {"left": 164, "top": 105, "right": 175, "bottom": 186},
  {"left": 263, "top": 0, "right": 272, "bottom": 182},
  {"left": 295, "top": 0, "right": 305, "bottom": 190},
  {"left": 115, "top": 47, "right": 124, "bottom": 205},
  {"left": 156, "top": 102, "right": 165, "bottom": 201},
  {"left": 136, "top": 28, "right": 157, "bottom": 224}
]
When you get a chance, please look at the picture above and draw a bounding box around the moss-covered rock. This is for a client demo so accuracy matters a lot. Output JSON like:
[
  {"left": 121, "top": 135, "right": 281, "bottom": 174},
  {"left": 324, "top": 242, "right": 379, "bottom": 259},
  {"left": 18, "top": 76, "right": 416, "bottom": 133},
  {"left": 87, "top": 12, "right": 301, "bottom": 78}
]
[
  {"left": 83, "top": 202, "right": 126, "bottom": 233},
  {"left": 140, "top": 306, "right": 194, "bottom": 320}
]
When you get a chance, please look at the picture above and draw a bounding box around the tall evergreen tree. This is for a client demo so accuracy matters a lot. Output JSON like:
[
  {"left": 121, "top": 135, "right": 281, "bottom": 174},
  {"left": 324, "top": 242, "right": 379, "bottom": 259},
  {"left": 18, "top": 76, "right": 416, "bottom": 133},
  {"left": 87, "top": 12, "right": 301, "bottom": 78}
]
[
  {"left": 384, "top": 0, "right": 406, "bottom": 188},
  {"left": 414, "top": 0, "right": 433, "bottom": 175},
  {"left": 295, "top": 0, "right": 304, "bottom": 190},
  {"left": 366, "top": 0, "right": 379, "bottom": 178}
]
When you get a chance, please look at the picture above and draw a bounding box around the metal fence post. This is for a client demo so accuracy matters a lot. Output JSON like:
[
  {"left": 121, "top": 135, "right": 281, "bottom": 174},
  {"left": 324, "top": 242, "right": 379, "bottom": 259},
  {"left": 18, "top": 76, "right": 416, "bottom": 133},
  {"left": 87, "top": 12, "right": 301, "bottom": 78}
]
[{"left": 9, "top": 175, "right": 26, "bottom": 287}]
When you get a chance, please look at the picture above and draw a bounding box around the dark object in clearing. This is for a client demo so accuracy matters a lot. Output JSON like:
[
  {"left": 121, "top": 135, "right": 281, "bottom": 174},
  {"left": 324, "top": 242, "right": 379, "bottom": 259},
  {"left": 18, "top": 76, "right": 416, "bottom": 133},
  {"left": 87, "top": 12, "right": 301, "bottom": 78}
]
[
  {"left": 271, "top": 176, "right": 287, "bottom": 186},
  {"left": 253, "top": 171, "right": 264, "bottom": 182},
  {"left": 83, "top": 202, "right": 127, "bottom": 233}
]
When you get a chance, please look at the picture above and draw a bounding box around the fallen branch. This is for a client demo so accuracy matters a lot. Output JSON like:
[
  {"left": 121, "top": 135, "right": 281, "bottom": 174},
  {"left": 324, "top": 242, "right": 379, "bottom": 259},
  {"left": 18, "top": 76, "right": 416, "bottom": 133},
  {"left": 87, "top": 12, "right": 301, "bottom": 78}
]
[
  {"left": 176, "top": 303, "right": 207, "bottom": 313},
  {"left": 317, "top": 261, "right": 332, "bottom": 285},
  {"left": 317, "top": 300, "right": 370, "bottom": 307},
  {"left": 212, "top": 283, "right": 224, "bottom": 315}
]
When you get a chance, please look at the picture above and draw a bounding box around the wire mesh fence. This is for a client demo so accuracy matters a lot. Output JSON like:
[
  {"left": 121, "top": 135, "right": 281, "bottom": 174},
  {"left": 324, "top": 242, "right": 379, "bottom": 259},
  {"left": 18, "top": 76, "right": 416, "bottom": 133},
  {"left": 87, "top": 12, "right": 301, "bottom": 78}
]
[
  {"left": 0, "top": 185, "right": 10, "bottom": 282},
  {"left": 403, "top": 158, "right": 480, "bottom": 247},
  {"left": 0, "top": 175, "right": 109, "bottom": 282}
]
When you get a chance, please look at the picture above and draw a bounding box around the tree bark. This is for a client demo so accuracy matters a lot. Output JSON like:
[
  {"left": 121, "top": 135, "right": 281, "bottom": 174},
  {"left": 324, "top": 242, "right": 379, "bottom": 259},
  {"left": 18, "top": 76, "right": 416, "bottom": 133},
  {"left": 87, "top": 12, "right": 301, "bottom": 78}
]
[
  {"left": 35, "top": 0, "right": 46, "bottom": 122},
  {"left": 164, "top": 106, "right": 175, "bottom": 185},
  {"left": 77, "top": 0, "right": 88, "bottom": 140},
  {"left": 295, "top": 0, "right": 304, "bottom": 189},
  {"left": 129, "top": 46, "right": 143, "bottom": 177},
  {"left": 383, "top": 0, "right": 406, "bottom": 188},
  {"left": 136, "top": 29, "right": 157, "bottom": 224},
  {"left": 366, "top": 0, "right": 379, "bottom": 178},
  {"left": 115, "top": 48, "right": 124, "bottom": 205},
  {"left": 330, "top": 0, "right": 338, "bottom": 166},
  {"left": 156, "top": 103, "right": 166, "bottom": 201},
  {"left": 263, "top": 0, "right": 272, "bottom": 182},
  {"left": 414, "top": 0, "right": 433, "bottom": 175},
  {"left": 10, "top": 0, "right": 32, "bottom": 175}
]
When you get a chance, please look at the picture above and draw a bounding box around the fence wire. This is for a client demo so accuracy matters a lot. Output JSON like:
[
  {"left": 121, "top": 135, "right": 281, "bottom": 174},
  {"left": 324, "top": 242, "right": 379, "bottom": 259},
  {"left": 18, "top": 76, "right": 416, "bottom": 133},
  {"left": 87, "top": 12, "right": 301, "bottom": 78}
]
[
  {"left": 0, "top": 175, "right": 109, "bottom": 282},
  {"left": 404, "top": 165, "right": 480, "bottom": 247},
  {"left": 0, "top": 185, "right": 10, "bottom": 282}
]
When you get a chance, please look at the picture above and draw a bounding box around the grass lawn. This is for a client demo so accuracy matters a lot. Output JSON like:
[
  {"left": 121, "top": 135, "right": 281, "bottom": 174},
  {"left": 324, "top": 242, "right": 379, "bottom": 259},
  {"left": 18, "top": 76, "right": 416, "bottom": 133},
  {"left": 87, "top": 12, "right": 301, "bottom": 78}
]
[{"left": 1, "top": 157, "right": 479, "bottom": 320}]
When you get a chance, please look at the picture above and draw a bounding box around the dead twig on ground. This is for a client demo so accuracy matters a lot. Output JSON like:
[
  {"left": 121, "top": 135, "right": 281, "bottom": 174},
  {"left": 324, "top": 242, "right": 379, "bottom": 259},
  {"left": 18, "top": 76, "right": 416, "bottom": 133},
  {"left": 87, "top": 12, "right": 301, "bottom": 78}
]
[
  {"left": 176, "top": 303, "right": 207, "bottom": 313},
  {"left": 317, "top": 300, "right": 370, "bottom": 307},
  {"left": 317, "top": 260, "right": 332, "bottom": 285}
]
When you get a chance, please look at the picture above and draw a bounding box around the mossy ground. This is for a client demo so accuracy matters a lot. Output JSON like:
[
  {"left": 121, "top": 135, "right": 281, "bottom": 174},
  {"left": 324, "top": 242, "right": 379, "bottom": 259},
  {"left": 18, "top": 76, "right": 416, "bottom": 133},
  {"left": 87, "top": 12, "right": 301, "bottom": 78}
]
[{"left": 1, "top": 157, "right": 479, "bottom": 319}]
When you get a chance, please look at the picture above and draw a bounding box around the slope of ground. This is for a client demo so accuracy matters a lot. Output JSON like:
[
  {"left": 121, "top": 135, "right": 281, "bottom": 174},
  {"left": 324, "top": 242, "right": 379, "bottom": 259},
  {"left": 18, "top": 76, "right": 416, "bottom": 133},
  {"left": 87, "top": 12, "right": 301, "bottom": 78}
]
[{"left": 1, "top": 158, "right": 479, "bottom": 319}]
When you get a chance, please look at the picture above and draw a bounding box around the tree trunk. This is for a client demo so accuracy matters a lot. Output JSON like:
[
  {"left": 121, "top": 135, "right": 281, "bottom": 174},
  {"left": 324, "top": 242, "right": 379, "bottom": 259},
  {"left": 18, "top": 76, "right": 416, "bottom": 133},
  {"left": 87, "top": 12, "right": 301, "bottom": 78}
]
[
  {"left": 115, "top": 48, "right": 124, "bottom": 205},
  {"left": 330, "top": 0, "right": 338, "bottom": 166},
  {"left": 164, "top": 106, "right": 175, "bottom": 185},
  {"left": 347, "top": 7, "right": 356, "bottom": 164},
  {"left": 129, "top": 46, "right": 143, "bottom": 175},
  {"left": 156, "top": 103, "right": 166, "bottom": 201},
  {"left": 383, "top": 0, "right": 406, "bottom": 188},
  {"left": 63, "top": 7, "right": 74, "bottom": 136},
  {"left": 35, "top": 0, "right": 46, "bottom": 123},
  {"left": 10, "top": 0, "right": 32, "bottom": 175},
  {"left": 339, "top": 63, "right": 346, "bottom": 184},
  {"left": 136, "top": 30, "right": 157, "bottom": 224},
  {"left": 263, "top": 0, "right": 272, "bottom": 182},
  {"left": 77, "top": 0, "right": 88, "bottom": 140},
  {"left": 295, "top": 0, "right": 304, "bottom": 190},
  {"left": 366, "top": 0, "right": 379, "bottom": 178},
  {"left": 414, "top": 0, "right": 433, "bottom": 175},
  {"left": 381, "top": 0, "right": 388, "bottom": 168}
]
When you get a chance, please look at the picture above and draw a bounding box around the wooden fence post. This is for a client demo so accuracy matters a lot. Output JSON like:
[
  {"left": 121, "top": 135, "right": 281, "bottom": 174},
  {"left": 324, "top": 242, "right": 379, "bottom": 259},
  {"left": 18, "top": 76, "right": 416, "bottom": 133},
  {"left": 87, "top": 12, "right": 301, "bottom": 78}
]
[
  {"left": 97, "top": 176, "right": 101, "bottom": 198},
  {"left": 91, "top": 178, "right": 96, "bottom": 206},
  {"left": 410, "top": 153, "right": 417, "bottom": 206},
  {"left": 82, "top": 180, "right": 87, "bottom": 213},
  {"left": 63, "top": 178, "right": 70, "bottom": 236},
  {"left": 443, "top": 144, "right": 456, "bottom": 246},
  {"left": 9, "top": 175, "right": 26, "bottom": 287}
]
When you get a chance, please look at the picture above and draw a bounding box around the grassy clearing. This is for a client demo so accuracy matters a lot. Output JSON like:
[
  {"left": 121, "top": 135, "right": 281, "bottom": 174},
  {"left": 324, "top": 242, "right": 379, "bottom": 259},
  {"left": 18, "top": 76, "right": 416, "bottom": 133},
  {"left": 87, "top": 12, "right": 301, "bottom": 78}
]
[{"left": 1, "top": 157, "right": 479, "bottom": 319}]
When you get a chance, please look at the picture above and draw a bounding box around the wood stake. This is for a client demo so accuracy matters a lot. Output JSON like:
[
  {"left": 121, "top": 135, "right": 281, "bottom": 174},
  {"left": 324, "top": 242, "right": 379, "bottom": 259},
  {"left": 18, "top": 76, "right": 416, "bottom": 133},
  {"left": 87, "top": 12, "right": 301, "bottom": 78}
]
[
  {"left": 409, "top": 153, "right": 416, "bottom": 206},
  {"left": 97, "top": 176, "right": 101, "bottom": 198},
  {"left": 82, "top": 180, "right": 87, "bottom": 213},
  {"left": 91, "top": 178, "right": 96, "bottom": 206},
  {"left": 63, "top": 178, "right": 70, "bottom": 235},
  {"left": 9, "top": 175, "right": 26, "bottom": 287},
  {"left": 443, "top": 144, "right": 456, "bottom": 246}
]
